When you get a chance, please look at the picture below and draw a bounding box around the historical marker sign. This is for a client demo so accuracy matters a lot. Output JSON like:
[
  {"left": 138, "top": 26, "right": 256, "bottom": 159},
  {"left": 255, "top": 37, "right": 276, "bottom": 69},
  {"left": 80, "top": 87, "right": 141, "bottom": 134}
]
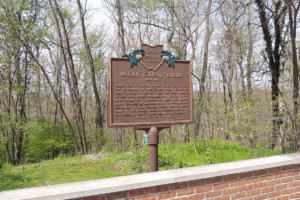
[{"left": 108, "top": 44, "right": 194, "bottom": 127}]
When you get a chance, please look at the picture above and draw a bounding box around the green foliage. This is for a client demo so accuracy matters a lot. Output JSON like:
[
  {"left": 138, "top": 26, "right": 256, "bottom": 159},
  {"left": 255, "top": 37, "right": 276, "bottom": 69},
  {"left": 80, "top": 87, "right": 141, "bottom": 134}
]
[
  {"left": 43, "top": 154, "right": 84, "bottom": 166},
  {"left": 215, "top": 92, "right": 271, "bottom": 145},
  {"left": 201, "top": 138, "right": 281, "bottom": 164},
  {"left": 101, "top": 153, "right": 129, "bottom": 165},
  {"left": 88, "top": 31, "right": 105, "bottom": 72},
  {"left": 23, "top": 121, "right": 75, "bottom": 163},
  {"left": 0, "top": 155, "right": 131, "bottom": 191},
  {"left": 129, "top": 144, "right": 149, "bottom": 173},
  {"left": 98, "top": 134, "right": 115, "bottom": 152},
  {"left": 125, "top": 0, "right": 164, "bottom": 9},
  {"left": 128, "top": 138, "right": 282, "bottom": 171},
  {"left": 0, "top": 142, "right": 4, "bottom": 166}
]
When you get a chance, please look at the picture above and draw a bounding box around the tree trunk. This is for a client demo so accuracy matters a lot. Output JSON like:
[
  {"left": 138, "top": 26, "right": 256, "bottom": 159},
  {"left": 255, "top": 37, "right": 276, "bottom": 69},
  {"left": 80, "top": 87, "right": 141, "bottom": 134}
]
[
  {"left": 54, "top": 0, "right": 87, "bottom": 154},
  {"left": 238, "top": 57, "right": 246, "bottom": 98},
  {"left": 115, "top": 0, "right": 126, "bottom": 55},
  {"left": 76, "top": 0, "right": 104, "bottom": 146},
  {"left": 231, "top": 0, "right": 238, "bottom": 106},
  {"left": 288, "top": 1, "right": 300, "bottom": 149},
  {"left": 167, "top": 3, "right": 175, "bottom": 51},
  {"left": 200, "top": 0, "right": 213, "bottom": 98},
  {"left": 246, "top": 4, "right": 253, "bottom": 96},
  {"left": 255, "top": 0, "right": 286, "bottom": 149},
  {"left": 14, "top": 22, "right": 25, "bottom": 164},
  {"left": 54, "top": 44, "right": 63, "bottom": 124},
  {"left": 174, "top": 0, "right": 187, "bottom": 59},
  {"left": 194, "top": 0, "right": 213, "bottom": 138},
  {"left": 34, "top": 45, "right": 44, "bottom": 121},
  {"left": 49, "top": 0, "right": 79, "bottom": 154}
]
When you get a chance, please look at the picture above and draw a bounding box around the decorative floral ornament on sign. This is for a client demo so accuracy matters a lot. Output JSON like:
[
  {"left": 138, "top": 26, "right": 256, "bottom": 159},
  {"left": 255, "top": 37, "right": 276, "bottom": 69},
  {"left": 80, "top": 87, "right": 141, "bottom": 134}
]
[
  {"left": 122, "top": 49, "right": 144, "bottom": 67},
  {"left": 161, "top": 50, "right": 180, "bottom": 68},
  {"left": 122, "top": 48, "right": 180, "bottom": 69}
]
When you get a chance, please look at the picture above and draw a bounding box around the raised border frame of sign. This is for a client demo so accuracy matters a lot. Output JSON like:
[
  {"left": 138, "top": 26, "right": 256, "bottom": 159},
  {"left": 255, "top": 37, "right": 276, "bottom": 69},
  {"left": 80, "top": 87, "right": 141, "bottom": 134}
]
[{"left": 107, "top": 45, "right": 194, "bottom": 128}]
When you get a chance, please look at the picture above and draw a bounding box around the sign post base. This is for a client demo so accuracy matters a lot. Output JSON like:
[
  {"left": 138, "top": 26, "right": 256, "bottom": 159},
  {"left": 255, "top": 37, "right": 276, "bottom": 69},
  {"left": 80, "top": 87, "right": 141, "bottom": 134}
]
[
  {"left": 148, "top": 126, "right": 159, "bottom": 172},
  {"left": 137, "top": 126, "right": 169, "bottom": 172}
]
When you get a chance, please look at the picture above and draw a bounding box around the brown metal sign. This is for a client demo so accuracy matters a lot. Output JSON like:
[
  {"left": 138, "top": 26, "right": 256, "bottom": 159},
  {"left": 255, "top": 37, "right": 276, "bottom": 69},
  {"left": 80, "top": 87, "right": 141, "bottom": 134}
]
[{"left": 108, "top": 44, "right": 194, "bottom": 127}]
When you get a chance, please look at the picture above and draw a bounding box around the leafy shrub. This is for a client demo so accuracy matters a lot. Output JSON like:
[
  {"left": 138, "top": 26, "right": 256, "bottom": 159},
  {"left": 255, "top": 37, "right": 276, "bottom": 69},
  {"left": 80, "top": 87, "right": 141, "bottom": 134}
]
[
  {"left": 129, "top": 144, "right": 148, "bottom": 173},
  {"left": 23, "top": 121, "right": 75, "bottom": 163},
  {"left": 0, "top": 138, "right": 5, "bottom": 166},
  {"left": 128, "top": 139, "right": 283, "bottom": 170}
]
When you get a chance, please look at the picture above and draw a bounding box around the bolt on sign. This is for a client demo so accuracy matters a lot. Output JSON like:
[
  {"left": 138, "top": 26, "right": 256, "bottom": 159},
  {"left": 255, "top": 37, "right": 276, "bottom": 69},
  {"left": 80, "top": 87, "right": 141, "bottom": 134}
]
[{"left": 108, "top": 44, "right": 194, "bottom": 127}]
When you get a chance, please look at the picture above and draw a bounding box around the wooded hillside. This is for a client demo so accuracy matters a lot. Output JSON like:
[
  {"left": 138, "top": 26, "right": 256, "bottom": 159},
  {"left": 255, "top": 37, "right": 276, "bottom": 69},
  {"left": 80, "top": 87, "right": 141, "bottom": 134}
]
[{"left": 0, "top": 0, "right": 299, "bottom": 165}]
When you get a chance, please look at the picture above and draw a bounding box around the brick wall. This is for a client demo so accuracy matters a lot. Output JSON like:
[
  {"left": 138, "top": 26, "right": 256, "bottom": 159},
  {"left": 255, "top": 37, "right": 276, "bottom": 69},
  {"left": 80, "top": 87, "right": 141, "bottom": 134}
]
[{"left": 72, "top": 164, "right": 300, "bottom": 200}]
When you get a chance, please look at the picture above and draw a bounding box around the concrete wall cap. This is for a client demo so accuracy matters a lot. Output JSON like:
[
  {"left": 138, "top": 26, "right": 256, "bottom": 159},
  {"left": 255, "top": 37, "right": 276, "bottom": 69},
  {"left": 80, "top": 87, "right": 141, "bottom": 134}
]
[{"left": 1, "top": 153, "right": 300, "bottom": 200}]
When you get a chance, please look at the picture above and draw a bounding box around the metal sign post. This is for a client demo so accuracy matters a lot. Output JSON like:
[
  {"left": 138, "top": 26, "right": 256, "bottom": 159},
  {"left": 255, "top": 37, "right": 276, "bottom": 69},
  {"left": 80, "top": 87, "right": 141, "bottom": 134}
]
[
  {"left": 139, "top": 126, "right": 167, "bottom": 172},
  {"left": 148, "top": 126, "right": 159, "bottom": 172}
]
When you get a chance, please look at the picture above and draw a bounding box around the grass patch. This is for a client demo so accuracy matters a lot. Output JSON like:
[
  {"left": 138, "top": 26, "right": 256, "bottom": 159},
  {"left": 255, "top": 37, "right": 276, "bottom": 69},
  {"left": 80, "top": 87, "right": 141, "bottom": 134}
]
[
  {"left": 0, "top": 154, "right": 132, "bottom": 192},
  {"left": 0, "top": 139, "right": 283, "bottom": 191},
  {"left": 129, "top": 139, "right": 283, "bottom": 172}
]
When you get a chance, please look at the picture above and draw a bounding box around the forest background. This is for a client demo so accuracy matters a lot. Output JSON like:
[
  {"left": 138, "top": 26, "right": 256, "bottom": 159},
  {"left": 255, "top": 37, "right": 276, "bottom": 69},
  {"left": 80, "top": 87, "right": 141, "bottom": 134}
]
[{"left": 0, "top": 0, "right": 299, "bottom": 175}]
